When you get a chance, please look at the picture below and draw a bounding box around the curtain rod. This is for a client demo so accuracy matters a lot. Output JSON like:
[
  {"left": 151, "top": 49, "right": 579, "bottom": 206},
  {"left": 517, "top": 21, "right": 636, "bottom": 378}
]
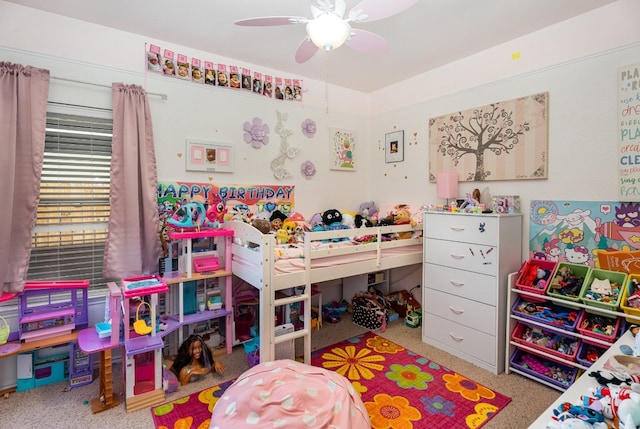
[{"left": 51, "top": 76, "right": 168, "bottom": 100}]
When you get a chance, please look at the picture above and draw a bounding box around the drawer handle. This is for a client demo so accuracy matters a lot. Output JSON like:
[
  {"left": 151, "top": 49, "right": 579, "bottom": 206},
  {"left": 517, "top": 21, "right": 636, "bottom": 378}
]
[
  {"left": 449, "top": 333, "right": 464, "bottom": 342},
  {"left": 449, "top": 306, "right": 464, "bottom": 314},
  {"left": 450, "top": 254, "right": 465, "bottom": 259},
  {"left": 450, "top": 227, "right": 465, "bottom": 232},
  {"left": 450, "top": 280, "right": 464, "bottom": 287}
]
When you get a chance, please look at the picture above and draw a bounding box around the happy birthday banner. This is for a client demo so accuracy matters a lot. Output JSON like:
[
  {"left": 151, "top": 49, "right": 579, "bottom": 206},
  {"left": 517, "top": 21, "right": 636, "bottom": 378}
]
[
  {"left": 146, "top": 43, "right": 303, "bottom": 102},
  {"left": 157, "top": 181, "right": 295, "bottom": 222},
  {"left": 618, "top": 62, "right": 640, "bottom": 201}
]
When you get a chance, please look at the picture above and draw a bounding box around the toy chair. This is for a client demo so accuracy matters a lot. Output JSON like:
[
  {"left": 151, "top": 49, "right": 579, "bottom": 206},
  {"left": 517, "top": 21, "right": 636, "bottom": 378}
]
[{"left": 133, "top": 301, "right": 153, "bottom": 335}]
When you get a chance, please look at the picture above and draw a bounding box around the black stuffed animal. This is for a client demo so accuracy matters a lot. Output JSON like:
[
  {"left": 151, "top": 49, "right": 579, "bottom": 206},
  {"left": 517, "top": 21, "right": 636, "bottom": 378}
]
[{"left": 322, "top": 209, "right": 343, "bottom": 226}]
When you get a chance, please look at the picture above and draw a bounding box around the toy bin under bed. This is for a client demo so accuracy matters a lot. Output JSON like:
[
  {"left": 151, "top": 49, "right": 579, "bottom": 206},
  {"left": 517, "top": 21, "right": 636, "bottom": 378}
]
[
  {"left": 578, "top": 268, "right": 627, "bottom": 314},
  {"left": 516, "top": 259, "right": 558, "bottom": 303},
  {"left": 510, "top": 322, "right": 580, "bottom": 362},
  {"left": 510, "top": 348, "right": 579, "bottom": 389},
  {"left": 546, "top": 262, "right": 591, "bottom": 308},
  {"left": 511, "top": 297, "right": 581, "bottom": 333}
]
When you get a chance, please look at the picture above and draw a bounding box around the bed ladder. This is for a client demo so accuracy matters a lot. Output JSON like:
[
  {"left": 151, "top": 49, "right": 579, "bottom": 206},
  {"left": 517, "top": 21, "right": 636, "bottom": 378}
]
[{"left": 272, "top": 288, "right": 312, "bottom": 364}]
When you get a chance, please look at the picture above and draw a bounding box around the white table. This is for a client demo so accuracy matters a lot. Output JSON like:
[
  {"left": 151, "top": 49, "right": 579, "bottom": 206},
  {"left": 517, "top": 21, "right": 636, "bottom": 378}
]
[{"left": 528, "top": 329, "right": 636, "bottom": 428}]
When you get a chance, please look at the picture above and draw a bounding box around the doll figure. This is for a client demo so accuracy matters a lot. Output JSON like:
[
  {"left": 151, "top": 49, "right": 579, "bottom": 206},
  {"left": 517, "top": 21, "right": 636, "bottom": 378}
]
[{"left": 170, "top": 334, "right": 225, "bottom": 386}]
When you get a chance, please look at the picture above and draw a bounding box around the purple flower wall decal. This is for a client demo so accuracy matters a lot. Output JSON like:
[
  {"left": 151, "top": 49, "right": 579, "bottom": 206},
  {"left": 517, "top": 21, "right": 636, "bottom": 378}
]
[
  {"left": 300, "top": 160, "right": 316, "bottom": 179},
  {"left": 301, "top": 118, "right": 316, "bottom": 138},
  {"left": 243, "top": 117, "right": 270, "bottom": 149}
]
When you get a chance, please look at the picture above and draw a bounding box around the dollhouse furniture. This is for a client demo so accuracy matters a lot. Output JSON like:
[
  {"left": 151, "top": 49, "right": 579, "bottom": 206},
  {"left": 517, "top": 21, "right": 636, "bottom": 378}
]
[
  {"left": 77, "top": 281, "right": 122, "bottom": 413},
  {"left": 162, "top": 228, "right": 234, "bottom": 355},
  {"left": 120, "top": 275, "right": 168, "bottom": 412},
  {"left": 18, "top": 280, "right": 89, "bottom": 343},
  {"left": 12, "top": 280, "right": 92, "bottom": 391},
  {"left": 226, "top": 221, "right": 423, "bottom": 365},
  {"left": 422, "top": 211, "right": 522, "bottom": 374}
]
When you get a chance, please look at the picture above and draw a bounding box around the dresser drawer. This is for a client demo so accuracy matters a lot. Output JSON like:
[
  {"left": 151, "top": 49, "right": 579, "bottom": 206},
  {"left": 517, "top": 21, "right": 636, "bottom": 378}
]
[
  {"left": 424, "top": 238, "right": 497, "bottom": 276},
  {"left": 423, "top": 313, "right": 496, "bottom": 365},
  {"left": 424, "top": 263, "right": 496, "bottom": 306},
  {"left": 424, "top": 288, "right": 495, "bottom": 335},
  {"left": 424, "top": 214, "right": 498, "bottom": 245}
]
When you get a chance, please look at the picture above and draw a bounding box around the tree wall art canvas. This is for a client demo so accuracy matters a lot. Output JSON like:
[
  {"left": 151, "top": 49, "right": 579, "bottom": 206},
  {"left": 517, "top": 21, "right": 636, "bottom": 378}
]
[{"left": 429, "top": 92, "right": 549, "bottom": 182}]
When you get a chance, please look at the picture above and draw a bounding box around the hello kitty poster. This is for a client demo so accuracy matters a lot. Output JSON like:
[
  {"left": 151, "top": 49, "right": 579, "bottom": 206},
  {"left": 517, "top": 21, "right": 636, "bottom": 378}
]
[{"left": 529, "top": 200, "right": 640, "bottom": 270}]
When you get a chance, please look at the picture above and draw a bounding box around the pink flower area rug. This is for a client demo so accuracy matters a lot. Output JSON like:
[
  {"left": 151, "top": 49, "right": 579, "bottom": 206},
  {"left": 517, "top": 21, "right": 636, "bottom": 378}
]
[{"left": 151, "top": 331, "right": 511, "bottom": 429}]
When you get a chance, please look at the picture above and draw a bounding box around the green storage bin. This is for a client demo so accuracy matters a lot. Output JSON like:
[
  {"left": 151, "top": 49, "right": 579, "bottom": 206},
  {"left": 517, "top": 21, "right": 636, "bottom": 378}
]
[
  {"left": 579, "top": 268, "right": 627, "bottom": 314},
  {"left": 546, "top": 262, "right": 591, "bottom": 308}
]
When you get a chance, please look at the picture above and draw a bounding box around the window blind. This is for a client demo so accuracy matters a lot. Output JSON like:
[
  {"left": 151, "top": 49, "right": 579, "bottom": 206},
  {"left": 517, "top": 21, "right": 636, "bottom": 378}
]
[{"left": 27, "top": 112, "right": 116, "bottom": 291}]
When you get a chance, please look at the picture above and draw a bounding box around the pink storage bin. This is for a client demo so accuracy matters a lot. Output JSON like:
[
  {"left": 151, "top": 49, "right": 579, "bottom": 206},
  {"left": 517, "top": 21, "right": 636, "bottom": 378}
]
[
  {"left": 516, "top": 259, "right": 557, "bottom": 303},
  {"left": 576, "top": 311, "right": 621, "bottom": 344},
  {"left": 511, "top": 322, "right": 580, "bottom": 362}
]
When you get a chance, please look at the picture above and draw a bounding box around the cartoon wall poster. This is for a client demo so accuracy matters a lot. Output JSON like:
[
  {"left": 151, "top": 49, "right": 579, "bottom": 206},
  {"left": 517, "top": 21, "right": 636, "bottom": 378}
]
[
  {"left": 162, "top": 49, "right": 175, "bottom": 77},
  {"left": 618, "top": 63, "right": 640, "bottom": 201},
  {"left": 330, "top": 128, "right": 356, "bottom": 171},
  {"left": 528, "top": 200, "right": 640, "bottom": 270},
  {"left": 147, "top": 44, "right": 162, "bottom": 73}
]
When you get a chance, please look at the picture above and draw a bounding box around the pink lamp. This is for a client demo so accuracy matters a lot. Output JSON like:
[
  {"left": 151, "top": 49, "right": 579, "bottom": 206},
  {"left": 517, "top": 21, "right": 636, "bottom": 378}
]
[{"left": 437, "top": 171, "right": 459, "bottom": 206}]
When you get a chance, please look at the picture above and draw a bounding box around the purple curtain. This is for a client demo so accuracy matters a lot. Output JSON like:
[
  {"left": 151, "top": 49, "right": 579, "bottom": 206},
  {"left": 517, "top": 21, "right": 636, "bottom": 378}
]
[
  {"left": 0, "top": 62, "right": 50, "bottom": 295},
  {"left": 103, "top": 83, "right": 162, "bottom": 278}
]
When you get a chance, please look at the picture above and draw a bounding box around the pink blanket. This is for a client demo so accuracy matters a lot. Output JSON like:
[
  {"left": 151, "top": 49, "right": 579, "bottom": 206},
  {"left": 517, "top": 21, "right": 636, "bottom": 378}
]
[{"left": 210, "top": 359, "right": 370, "bottom": 428}]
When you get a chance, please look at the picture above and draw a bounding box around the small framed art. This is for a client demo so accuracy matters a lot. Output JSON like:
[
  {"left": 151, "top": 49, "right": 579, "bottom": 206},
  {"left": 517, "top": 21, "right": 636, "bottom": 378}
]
[
  {"left": 185, "top": 139, "right": 234, "bottom": 173},
  {"left": 385, "top": 130, "right": 404, "bottom": 163}
]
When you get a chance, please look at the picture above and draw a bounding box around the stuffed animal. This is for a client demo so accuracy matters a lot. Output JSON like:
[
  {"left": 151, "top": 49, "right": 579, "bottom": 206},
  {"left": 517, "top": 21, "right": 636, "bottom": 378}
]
[
  {"left": 322, "top": 209, "right": 349, "bottom": 241},
  {"left": 282, "top": 219, "right": 298, "bottom": 243},
  {"left": 250, "top": 218, "right": 271, "bottom": 234},
  {"left": 394, "top": 205, "right": 416, "bottom": 239},
  {"left": 269, "top": 210, "right": 288, "bottom": 231},
  {"left": 358, "top": 201, "right": 378, "bottom": 225}
]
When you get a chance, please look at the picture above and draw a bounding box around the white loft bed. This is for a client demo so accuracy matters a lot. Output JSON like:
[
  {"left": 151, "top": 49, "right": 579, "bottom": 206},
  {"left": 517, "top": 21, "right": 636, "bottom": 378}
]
[{"left": 226, "top": 221, "right": 424, "bottom": 364}]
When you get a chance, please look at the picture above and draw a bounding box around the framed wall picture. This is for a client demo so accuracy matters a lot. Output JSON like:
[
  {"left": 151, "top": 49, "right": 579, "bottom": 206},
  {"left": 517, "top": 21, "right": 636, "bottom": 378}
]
[
  {"left": 385, "top": 130, "right": 404, "bottom": 163},
  {"left": 185, "top": 139, "right": 234, "bottom": 173},
  {"left": 329, "top": 128, "right": 356, "bottom": 171}
]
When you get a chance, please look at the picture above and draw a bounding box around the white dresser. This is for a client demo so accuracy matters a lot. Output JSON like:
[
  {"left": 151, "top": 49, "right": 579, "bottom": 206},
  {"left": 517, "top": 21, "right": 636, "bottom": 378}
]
[{"left": 422, "top": 211, "right": 522, "bottom": 374}]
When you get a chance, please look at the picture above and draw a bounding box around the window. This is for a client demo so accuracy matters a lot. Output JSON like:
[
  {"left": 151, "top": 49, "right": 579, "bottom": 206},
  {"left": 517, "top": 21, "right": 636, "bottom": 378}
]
[{"left": 27, "top": 111, "right": 115, "bottom": 292}]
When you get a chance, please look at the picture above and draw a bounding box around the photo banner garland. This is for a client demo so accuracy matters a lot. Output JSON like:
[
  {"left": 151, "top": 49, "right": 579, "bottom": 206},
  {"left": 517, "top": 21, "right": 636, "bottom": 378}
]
[
  {"left": 428, "top": 92, "right": 549, "bottom": 182},
  {"left": 147, "top": 43, "right": 303, "bottom": 102}
]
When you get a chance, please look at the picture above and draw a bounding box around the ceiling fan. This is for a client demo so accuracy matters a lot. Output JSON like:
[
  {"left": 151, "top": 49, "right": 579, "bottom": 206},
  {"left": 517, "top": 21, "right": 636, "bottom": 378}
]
[{"left": 235, "top": 0, "right": 418, "bottom": 63}]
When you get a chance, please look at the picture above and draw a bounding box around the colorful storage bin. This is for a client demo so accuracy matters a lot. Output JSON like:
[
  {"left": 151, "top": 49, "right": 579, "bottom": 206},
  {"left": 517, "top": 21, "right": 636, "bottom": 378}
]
[
  {"left": 546, "top": 263, "right": 591, "bottom": 307},
  {"left": 516, "top": 259, "right": 557, "bottom": 303},
  {"left": 511, "top": 322, "right": 580, "bottom": 362},
  {"left": 576, "top": 311, "right": 622, "bottom": 344},
  {"left": 510, "top": 349, "right": 579, "bottom": 389},
  {"left": 620, "top": 274, "right": 640, "bottom": 324},
  {"left": 576, "top": 342, "right": 607, "bottom": 368},
  {"left": 511, "top": 297, "right": 581, "bottom": 333},
  {"left": 579, "top": 268, "right": 627, "bottom": 314}
]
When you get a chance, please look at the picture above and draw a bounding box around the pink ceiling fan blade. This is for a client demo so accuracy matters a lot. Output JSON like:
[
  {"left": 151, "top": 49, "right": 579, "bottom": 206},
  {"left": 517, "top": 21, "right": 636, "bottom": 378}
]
[
  {"left": 234, "top": 16, "right": 305, "bottom": 26},
  {"left": 295, "top": 37, "right": 319, "bottom": 63},
  {"left": 349, "top": 0, "right": 418, "bottom": 22},
  {"left": 345, "top": 29, "right": 389, "bottom": 54}
]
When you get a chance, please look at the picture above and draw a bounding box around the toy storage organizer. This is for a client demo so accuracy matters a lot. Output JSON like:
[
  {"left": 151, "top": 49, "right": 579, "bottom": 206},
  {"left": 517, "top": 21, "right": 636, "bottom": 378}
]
[{"left": 506, "top": 267, "right": 640, "bottom": 392}]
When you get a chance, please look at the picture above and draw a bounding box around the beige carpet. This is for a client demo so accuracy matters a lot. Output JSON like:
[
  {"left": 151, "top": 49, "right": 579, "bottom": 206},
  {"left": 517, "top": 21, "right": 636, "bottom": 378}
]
[{"left": 0, "top": 314, "right": 560, "bottom": 428}]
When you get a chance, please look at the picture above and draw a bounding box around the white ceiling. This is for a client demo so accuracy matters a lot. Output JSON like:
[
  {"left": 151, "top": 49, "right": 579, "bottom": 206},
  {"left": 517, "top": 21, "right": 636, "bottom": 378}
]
[{"left": 5, "top": 0, "right": 617, "bottom": 93}]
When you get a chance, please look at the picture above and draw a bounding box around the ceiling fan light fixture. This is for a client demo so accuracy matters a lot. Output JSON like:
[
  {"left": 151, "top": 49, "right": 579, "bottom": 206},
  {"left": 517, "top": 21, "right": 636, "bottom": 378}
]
[{"left": 306, "top": 13, "right": 351, "bottom": 51}]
